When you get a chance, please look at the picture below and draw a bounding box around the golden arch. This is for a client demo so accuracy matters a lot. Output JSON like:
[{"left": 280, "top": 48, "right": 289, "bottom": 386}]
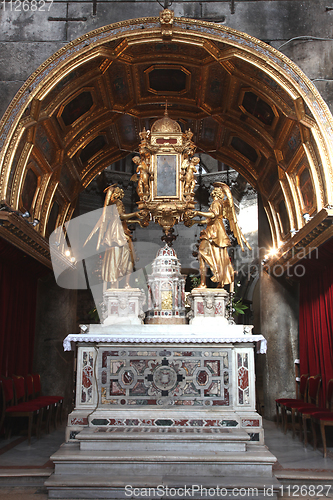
[{"left": 0, "top": 14, "right": 332, "bottom": 266}]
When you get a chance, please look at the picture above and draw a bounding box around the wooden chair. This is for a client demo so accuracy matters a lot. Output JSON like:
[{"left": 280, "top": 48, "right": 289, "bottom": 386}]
[
  {"left": 31, "top": 373, "right": 64, "bottom": 428},
  {"left": 281, "top": 374, "right": 321, "bottom": 437},
  {"left": 25, "top": 374, "right": 53, "bottom": 434},
  {"left": 311, "top": 379, "right": 333, "bottom": 457},
  {"left": 0, "top": 376, "right": 44, "bottom": 445},
  {"left": 275, "top": 373, "right": 308, "bottom": 428},
  {"left": 296, "top": 375, "right": 323, "bottom": 446}
]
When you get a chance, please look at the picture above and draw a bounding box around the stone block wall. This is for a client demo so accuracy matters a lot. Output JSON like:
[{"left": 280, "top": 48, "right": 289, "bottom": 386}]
[{"left": 1, "top": 1, "right": 333, "bottom": 118}]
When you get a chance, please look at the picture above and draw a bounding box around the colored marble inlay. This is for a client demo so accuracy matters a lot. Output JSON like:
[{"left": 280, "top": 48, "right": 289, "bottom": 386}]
[
  {"left": 237, "top": 352, "right": 250, "bottom": 406},
  {"left": 205, "top": 360, "right": 221, "bottom": 375},
  {"left": 129, "top": 302, "right": 135, "bottom": 313},
  {"left": 81, "top": 350, "right": 94, "bottom": 404},
  {"left": 82, "top": 365, "right": 93, "bottom": 389},
  {"left": 90, "top": 417, "right": 239, "bottom": 428},
  {"left": 197, "top": 370, "right": 209, "bottom": 385},
  {"left": 98, "top": 348, "right": 231, "bottom": 408},
  {"left": 238, "top": 367, "right": 249, "bottom": 390},
  {"left": 242, "top": 419, "right": 260, "bottom": 427},
  {"left": 215, "top": 302, "right": 223, "bottom": 315},
  {"left": 70, "top": 417, "right": 88, "bottom": 426},
  {"left": 197, "top": 302, "right": 204, "bottom": 315}
]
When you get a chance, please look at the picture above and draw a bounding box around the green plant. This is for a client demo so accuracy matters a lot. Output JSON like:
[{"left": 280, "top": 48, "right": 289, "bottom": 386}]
[
  {"left": 88, "top": 307, "right": 100, "bottom": 322},
  {"left": 189, "top": 274, "right": 201, "bottom": 290},
  {"left": 232, "top": 297, "right": 248, "bottom": 316}
]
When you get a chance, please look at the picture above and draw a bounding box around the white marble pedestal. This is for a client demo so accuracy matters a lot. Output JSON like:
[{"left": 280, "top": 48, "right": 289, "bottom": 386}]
[
  {"left": 188, "top": 287, "right": 229, "bottom": 325},
  {"left": 45, "top": 324, "right": 279, "bottom": 499},
  {"left": 101, "top": 288, "right": 146, "bottom": 325}
]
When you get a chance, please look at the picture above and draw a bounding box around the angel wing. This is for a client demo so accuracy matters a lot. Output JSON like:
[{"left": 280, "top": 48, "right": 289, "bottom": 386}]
[
  {"left": 84, "top": 186, "right": 113, "bottom": 251},
  {"left": 221, "top": 183, "right": 252, "bottom": 251},
  {"left": 83, "top": 214, "right": 103, "bottom": 248}
]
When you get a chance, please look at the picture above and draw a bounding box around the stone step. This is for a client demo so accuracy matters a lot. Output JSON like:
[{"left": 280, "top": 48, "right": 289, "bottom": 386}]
[
  {"left": 51, "top": 443, "right": 276, "bottom": 477},
  {"left": 77, "top": 426, "right": 250, "bottom": 452},
  {"left": 46, "top": 473, "right": 281, "bottom": 500}
]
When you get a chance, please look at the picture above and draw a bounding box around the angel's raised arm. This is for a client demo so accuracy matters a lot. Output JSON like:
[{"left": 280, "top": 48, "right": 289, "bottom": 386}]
[{"left": 222, "top": 184, "right": 252, "bottom": 251}]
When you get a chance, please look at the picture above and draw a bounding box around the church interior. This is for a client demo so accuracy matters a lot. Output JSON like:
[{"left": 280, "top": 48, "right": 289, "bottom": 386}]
[{"left": 0, "top": 0, "right": 333, "bottom": 497}]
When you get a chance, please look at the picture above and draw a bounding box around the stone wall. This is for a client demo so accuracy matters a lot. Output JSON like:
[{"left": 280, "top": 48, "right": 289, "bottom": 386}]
[
  {"left": 33, "top": 274, "right": 77, "bottom": 415},
  {"left": 1, "top": 1, "right": 333, "bottom": 119}
]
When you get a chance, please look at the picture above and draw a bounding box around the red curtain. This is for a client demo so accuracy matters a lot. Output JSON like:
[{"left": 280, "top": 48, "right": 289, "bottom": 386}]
[
  {"left": 299, "top": 239, "right": 333, "bottom": 406},
  {"left": 0, "top": 238, "right": 48, "bottom": 376}
]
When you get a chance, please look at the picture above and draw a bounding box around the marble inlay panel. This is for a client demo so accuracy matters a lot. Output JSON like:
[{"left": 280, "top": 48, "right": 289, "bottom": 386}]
[
  {"left": 237, "top": 352, "right": 250, "bottom": 406},
  {"left": 90, "top": 417, "right": 239, "bottom": 428},
  {"left": 98, "top": 347, "right": 231, "bottom": 408},
  {"left": 81, "top": 350, "right": 94, "bottom": 404}
]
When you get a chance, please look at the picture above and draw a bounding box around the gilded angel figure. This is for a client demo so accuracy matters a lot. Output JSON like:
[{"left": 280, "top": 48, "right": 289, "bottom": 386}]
[
  {"left": 131, "top": 155, "right": 151, "bottom": 200},
  {"left": 84, "top": 185, "right": 141, "bottom": 287},
  {"left": 189, "top": 182, "right": 251, "bottom": 289},
  {"left": 182, "top": 156, "right": 199, "bottom": 197}
]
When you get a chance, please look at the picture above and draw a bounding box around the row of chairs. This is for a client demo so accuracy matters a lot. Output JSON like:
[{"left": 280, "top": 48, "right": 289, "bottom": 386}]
[
  {"left": 0, "top": 374, "right": 64, "bottom": 445},
  {"left": 275, "top": 374, "right": 333, "bottom": 457}
]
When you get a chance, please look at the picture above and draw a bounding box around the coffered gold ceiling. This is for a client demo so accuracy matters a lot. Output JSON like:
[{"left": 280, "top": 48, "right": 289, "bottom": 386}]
[{"left": 0, "top": 13, "right": 333, "bottom": 266}]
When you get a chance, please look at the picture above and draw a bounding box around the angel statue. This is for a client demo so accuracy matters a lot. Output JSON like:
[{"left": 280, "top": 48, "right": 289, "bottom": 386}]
[
  {"left": 182, "top": 156, "right": 200, "bottom": 197},
  {"left": 189, "top": 182, "right": 251, "bottom": 290},
  {"left": 84, "top": 184, "right": 141, "bottom": 288},
  {"left": 131, "top": 155, "right": 151, "bottom": 200}
]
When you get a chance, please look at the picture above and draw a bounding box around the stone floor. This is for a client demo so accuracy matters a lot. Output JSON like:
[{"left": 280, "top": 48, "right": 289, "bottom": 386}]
[{"left": 0, "top": 420, "right": 332, "bottom": 499}]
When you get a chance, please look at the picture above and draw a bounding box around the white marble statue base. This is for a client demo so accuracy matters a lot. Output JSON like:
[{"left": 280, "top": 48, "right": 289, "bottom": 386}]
[
  {"left": 188, "top": 287, "right": 230, "bottom": 325},
  {"left": 101, "top": 288, "right": 145, "bottom": 325}
]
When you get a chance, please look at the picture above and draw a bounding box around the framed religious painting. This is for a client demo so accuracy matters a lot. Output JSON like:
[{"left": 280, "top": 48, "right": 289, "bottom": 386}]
[{"left": 153, "top": 154, "right": 179, "bottom": 199}]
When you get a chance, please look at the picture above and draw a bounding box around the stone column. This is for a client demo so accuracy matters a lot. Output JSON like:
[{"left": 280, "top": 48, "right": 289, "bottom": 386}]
[
  {"left": 255, "top": 197, "right": 299, "bottom": 419},
  {"left": 257, "top": 270, "right": 299, "bottom": 419}
]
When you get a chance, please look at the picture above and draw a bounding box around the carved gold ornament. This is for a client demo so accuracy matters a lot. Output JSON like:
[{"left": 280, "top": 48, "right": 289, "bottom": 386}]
[
  {"left": 159, "top": 9, "right": 174, "bottom": 38},
  {"left": 131, "top": 104, "right": 198, "bottom": 238}
]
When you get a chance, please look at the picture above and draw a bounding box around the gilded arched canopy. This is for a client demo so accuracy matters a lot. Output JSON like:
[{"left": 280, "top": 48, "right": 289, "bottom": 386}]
[{"left": 0, "top": 12, "right": 332, "bottom": 268}]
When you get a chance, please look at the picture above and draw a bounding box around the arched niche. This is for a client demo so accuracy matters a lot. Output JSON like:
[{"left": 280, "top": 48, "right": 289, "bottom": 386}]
[{"left": 0, "top": 14, "right": 332, "bottom": 266}]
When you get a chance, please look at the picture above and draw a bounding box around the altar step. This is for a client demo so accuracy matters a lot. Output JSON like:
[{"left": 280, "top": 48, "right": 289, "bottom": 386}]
[
  {"left": 46, "top": 426, "right": 278, "bottom": 498},
  {"left": 48, "top": 441, "right": 276, "bottom": 477},
  {"left": 45, "top": 427, "right": 279, "bottom": 500},
  {"left": 46, "top": 471, "right": 281, "bottom": 500},
  {"left": 77, "top": 426, "right": 251, "bottom": 452}
]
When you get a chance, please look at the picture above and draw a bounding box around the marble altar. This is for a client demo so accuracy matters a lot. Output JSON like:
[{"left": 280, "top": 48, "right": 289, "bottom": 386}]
[
  {"left": 46, "top": 321, "right": 279, "bottom": 499},
  {"left": 63, "top": 323, "right": 266, "bottom": 442}
]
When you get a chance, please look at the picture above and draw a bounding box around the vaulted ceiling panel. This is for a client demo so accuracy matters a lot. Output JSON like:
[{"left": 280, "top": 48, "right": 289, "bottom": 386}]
[
  {"left": 115, "top": 115, "right": 140, "bottom": 152},
  {"left": 107, "top": 61, "right": 134, "bottom": 111},
  {"left": 202, "top": 62, "right": 228, "bottom": 113}
]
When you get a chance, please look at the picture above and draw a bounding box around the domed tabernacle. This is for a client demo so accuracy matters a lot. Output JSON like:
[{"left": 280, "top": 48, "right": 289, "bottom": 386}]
[
  {"left": 151, "top": 106, "right": 181, "bottom": 134},
  {"left": 156, "top": 245, "right": 177, "bottom": 258},
  {"left": 146, "top": 244, "right": 186, "bottom": 324}
]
